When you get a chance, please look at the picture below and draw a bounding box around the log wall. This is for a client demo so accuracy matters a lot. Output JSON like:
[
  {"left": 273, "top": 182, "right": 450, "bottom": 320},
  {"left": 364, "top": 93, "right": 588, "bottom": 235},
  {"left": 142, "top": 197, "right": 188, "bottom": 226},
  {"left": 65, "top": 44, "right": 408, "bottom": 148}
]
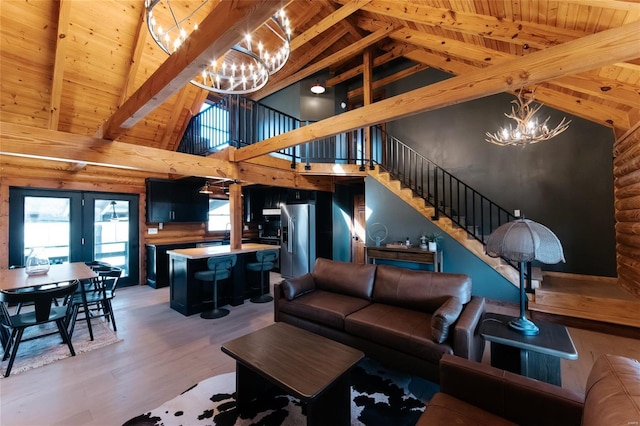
[
  {"left": 613, "top": 124, "right": 640, "bottom": 298},
  {"left": 0, "top": 156, "right": 233, "bottom": 285}
]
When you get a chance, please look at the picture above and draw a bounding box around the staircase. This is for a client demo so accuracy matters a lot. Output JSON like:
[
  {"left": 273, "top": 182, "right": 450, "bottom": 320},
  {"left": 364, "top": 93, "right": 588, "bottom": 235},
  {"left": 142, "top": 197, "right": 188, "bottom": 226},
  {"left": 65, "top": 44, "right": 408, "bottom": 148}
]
[{"left": 368, "top": 167, "right": 521, "bottom": 287}]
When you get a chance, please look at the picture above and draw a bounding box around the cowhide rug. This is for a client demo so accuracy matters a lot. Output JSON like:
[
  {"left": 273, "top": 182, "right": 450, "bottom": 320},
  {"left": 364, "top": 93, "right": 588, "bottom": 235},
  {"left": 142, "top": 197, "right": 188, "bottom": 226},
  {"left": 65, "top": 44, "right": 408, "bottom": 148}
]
[{"left": 124, "top": 358, "right": 438, "bottom": 426}]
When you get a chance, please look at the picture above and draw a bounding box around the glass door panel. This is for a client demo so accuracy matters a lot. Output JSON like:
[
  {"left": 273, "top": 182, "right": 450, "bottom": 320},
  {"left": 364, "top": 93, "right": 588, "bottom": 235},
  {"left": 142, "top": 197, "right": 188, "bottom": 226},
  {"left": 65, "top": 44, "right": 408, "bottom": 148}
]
[
  {"left": 23, "top": 196, "right": 71, "bottom": 265},
  {"left": 84, "top": 193, "right": 139, "bottom": 286},
  {"left": 93, "top": 199, "right": 130, "bottom": 275}
]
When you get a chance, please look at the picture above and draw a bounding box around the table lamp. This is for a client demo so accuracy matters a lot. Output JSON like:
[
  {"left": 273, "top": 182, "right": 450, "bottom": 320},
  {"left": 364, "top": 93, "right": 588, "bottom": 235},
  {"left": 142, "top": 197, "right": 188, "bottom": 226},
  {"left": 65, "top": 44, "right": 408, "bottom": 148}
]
[{"left": 485, "top": 218, "right": 565, "bottom": 335}]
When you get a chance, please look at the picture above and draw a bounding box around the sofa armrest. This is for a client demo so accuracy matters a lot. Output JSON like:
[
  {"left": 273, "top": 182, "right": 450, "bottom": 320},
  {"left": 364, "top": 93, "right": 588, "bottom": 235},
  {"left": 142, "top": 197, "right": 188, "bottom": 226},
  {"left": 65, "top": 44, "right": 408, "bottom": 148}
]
[
  {"left": 439, "top": 354, "right": 584, "bottom": 426},
  {"left": 452, "top": 296, "right": 485, "bottom": 361},
  {"left": 273, "top": 281, "right": 283, "bottom": 322}
]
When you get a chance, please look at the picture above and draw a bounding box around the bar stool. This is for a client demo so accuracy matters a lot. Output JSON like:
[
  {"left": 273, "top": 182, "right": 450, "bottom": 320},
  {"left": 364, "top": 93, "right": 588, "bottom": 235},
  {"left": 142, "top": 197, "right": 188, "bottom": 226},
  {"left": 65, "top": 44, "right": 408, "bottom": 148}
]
[
  {"left": 247, "top": 249, "right": 278, "bottom": 303},
  {"left": 195, "top": 255, "right": 237, "bottom": 319}
]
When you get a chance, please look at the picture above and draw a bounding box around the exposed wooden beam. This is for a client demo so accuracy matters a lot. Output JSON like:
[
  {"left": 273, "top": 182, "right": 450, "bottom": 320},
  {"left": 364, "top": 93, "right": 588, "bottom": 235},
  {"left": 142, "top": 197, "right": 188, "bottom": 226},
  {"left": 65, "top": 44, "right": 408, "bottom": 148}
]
[
  {"left": 229, "top": 183, "right": 243, "bottom": 249},
  {"left": 48, "top": 0, "right": 72, "bottom": 131},
  {"left": 358, "top": 16, "right": 507, "bottom": 62},
  {"left": 326, "top": 42, "right": 415, "bottom": 87},
  {"left": 118, "top": 5, "right": 148, "bottom": 104},
  {"left": 339, "top": 0, "right": 623, "bottom": 50},
  {"left": 347, "top": 62, "right": 428, "bottom": 99},
  {"left": 231, "top": 21, "right": 640, "bottom": 162},
  {"left": 1, "top": 122, "right": 233, "bottom": 178},
  {"left": 290, "top": 0, "right": 371, "bottom": 52},
  {"left": 536, "top": 84, "right": 630, "bottom": 130},
  {"left": 98, "top": 0, "right": 283, "bottom": 140},
  {"left": 251, "top": 24, "right": 394, "bottom": 100},
  {"left": 400, "top": 42, "right": 633, "bottom": 130},
  {"left": 158, "top": 86, "right": 191, "bottom": 150},
  {"left": 272, "top": 27, "right": 349, "bottom": 82},
  {"left": 234, "top": 160, "right": 334, "bottom": 191},
  {"left": 293, "top": 163, "right": 367, "bottom": 176},
  {"left": 0, "top": 122, "right": 333, "bottom": 192}
]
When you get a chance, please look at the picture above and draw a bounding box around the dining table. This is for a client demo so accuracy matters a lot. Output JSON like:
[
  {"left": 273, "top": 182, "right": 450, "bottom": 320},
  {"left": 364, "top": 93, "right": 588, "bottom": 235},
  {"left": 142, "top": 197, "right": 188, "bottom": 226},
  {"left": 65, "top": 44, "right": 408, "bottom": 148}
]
[{"left": 0, "top": 262, "right": 99, "bottom": 348}]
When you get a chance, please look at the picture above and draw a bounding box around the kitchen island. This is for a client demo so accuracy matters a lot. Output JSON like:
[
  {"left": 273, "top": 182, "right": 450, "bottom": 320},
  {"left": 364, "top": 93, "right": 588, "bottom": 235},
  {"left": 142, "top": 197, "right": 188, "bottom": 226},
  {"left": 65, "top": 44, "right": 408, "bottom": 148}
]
[{"left": 167, "top": 243, "right": 280, "bottom": 316}]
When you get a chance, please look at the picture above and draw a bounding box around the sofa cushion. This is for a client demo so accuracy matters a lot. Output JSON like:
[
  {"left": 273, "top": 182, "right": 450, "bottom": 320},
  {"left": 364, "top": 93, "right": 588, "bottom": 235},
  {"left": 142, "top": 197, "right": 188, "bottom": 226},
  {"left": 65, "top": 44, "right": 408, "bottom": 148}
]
[
  {"left": 281, "top": 273, "right": 316, "bottom": 300},
  {"left": 277, "top": 289, "right": 371, "bottom": 330},
  {"left": 373, "top": 265, "right": 471, "bottom": 312},
  {"left": 431, "top": 297, "right": 463, "bottom": 343},
  {"left": 583, "top": 354, "right": 640, "bottom": 426},
  {"left": 312, "top": 258, "right": 376, "bottom": 300},
  {"left": 345, "top": 303, "right": 453, "bottom": 363},
  {"left": 418, "top": 393, "right": 517, "bottom": 426}
]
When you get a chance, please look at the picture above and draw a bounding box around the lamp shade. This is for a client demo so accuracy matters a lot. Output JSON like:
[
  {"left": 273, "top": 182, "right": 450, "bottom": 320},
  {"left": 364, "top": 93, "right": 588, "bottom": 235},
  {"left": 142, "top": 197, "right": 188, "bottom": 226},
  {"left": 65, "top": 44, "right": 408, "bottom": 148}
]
[
  {"left": 485, "top": 218, "right": 565, "bottom": 264},
  {"left": 310, "top": 82, "right": 325, "bottom": 94},
  {"left": 199, "top": 181, "right": 213, "bottom": 194}
]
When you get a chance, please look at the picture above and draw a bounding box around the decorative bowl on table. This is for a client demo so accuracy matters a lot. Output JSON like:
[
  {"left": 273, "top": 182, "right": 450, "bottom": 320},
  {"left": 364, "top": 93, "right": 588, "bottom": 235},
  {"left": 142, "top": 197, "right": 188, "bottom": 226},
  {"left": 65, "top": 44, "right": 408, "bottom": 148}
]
[{"left": 25, "top": 247, "right": 50, "bottom": 275}]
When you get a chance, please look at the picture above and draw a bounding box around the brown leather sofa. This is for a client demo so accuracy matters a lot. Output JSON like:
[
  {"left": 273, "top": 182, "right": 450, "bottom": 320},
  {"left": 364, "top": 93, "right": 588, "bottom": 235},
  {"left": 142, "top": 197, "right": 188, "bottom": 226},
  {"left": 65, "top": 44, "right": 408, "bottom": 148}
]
[
  {"left": 273, "top": 258, "right": 486, "bottom": 382},
  {"left": 418, "top": 353, "right": 640, "bottom": 426}
]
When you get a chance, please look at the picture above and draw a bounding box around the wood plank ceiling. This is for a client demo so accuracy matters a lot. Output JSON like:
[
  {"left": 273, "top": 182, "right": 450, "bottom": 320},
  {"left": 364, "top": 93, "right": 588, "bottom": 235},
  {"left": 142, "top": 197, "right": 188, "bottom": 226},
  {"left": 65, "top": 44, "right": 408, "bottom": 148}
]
[{"left": 1, "top": 0, "right": 639, "bottom": 160}]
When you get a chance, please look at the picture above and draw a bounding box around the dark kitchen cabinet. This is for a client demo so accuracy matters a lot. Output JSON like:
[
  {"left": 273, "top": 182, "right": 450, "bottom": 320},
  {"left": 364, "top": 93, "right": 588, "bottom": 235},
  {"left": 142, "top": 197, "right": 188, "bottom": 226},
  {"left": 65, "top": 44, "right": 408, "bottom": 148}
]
[
  {"left": 146, "top": 242, "right": 194, "bottom": 288},
  {"left": 146, "top": 178, "right": 209, "bottom": 223},
  {"left": 243, "top": 187, "right": 264, "bottom": 223}
]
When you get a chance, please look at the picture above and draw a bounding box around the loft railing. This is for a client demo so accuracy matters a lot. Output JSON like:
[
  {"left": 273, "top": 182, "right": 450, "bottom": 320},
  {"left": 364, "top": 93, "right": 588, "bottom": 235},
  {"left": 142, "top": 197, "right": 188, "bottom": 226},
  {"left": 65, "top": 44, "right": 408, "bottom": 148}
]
[{"left": 178, "top": 95, "right": 369, "bottom": 168}]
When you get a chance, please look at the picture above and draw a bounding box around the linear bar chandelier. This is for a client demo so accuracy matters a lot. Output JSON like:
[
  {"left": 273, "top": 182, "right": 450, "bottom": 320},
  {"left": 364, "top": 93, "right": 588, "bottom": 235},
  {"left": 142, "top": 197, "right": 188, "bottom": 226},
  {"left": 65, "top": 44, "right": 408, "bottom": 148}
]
[
  {"left": 145, "top": 0, "right": 292, "bottom": 95},
  {"left": 486, "top": 88, "right": 571, "bottom": 147}
]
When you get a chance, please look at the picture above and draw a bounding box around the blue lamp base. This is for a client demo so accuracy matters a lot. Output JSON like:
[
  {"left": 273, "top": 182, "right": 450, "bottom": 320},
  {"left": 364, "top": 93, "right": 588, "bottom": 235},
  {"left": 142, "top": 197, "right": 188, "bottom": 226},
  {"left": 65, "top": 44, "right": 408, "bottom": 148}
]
[{"left": 509, "top": 316, "right": 540, "bottom": 335}]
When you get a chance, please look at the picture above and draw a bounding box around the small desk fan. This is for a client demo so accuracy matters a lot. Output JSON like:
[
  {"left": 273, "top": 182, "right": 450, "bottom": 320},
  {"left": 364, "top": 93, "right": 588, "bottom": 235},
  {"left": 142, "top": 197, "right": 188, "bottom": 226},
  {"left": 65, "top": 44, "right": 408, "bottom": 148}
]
[{"left": 367, "top": 223, "right": 388, "bottom": 246}]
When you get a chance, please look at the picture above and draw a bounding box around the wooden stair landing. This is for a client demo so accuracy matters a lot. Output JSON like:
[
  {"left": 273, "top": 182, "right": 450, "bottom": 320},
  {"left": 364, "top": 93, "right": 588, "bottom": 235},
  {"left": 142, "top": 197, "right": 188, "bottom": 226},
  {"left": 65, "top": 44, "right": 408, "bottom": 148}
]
[{"left": 530, "top": 274, "right": 640, "bottom": 329}]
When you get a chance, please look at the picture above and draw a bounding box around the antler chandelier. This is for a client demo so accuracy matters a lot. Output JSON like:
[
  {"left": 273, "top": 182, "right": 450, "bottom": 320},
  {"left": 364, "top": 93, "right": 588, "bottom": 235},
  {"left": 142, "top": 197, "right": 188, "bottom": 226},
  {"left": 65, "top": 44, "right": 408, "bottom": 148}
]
[
  {"left": 145, "top": 0, "right": 292, "bottom": 95},
  {"left": 485, "top": 88, "right": 571, "bottom": 147}
]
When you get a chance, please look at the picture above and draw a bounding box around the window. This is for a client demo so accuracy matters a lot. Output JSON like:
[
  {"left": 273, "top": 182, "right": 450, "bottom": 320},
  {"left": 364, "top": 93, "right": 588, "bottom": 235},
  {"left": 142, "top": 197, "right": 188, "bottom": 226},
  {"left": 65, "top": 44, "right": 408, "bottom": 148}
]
[
  {"left": 200, "top": 102, "right": 230, "bottom": 151},
  {"left": 208, "top": 199, "right": 230, "bottom": 232}
]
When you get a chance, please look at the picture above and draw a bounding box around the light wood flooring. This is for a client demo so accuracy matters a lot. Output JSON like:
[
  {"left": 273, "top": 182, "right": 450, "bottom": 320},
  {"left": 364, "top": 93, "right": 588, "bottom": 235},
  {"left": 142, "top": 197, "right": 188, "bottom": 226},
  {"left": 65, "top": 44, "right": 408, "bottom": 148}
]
[{"left": 1, "top": 275, "right": 639, "bottom": 426}]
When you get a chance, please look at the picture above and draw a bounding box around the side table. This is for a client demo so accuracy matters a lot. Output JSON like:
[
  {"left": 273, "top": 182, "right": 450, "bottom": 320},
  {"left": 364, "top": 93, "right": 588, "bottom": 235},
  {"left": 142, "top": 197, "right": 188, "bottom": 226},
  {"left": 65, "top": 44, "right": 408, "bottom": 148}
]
[{"left": 480, "top": 312, "right": 578, "bottom": 386}]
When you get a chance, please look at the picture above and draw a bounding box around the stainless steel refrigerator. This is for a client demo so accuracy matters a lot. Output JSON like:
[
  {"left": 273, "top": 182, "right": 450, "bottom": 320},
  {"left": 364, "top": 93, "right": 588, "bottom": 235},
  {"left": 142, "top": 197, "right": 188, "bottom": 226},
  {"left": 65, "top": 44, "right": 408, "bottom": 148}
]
[{"left": 280, "top": 204, "right": 316, "bottom": 278}]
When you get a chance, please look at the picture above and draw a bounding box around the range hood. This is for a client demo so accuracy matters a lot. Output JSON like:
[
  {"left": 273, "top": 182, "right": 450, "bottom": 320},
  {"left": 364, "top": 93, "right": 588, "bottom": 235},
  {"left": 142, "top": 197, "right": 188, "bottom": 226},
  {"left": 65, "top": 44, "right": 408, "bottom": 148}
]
[{"left": 262, "top": 208, "right": 281, "bottom": 216}]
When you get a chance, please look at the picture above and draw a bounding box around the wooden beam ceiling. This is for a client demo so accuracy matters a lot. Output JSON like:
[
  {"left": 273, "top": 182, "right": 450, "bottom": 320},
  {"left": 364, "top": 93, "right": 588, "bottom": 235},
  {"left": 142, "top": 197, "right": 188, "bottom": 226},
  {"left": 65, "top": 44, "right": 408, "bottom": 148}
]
[
  {"left": 97, "top": 0, "right": 284, "bottom": 140},
  {"left": 289, "top": 0, "right": 371, "bottom": 52},
  {"left": 231, "top": 21, "right": 640, "bottom": 162},
  {"left": 251, "top": 24, "right": 394, "bottom": 100},
  {"left": 48, "top": 0, "right": 71, "bottom": 131}
]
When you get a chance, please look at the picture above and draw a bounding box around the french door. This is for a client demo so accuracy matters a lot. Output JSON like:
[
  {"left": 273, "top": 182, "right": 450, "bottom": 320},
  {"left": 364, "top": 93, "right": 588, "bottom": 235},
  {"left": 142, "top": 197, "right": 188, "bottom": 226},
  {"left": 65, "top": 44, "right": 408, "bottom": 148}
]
[{"left": 8, "top": 188, "right": 139, "bottom": 286}]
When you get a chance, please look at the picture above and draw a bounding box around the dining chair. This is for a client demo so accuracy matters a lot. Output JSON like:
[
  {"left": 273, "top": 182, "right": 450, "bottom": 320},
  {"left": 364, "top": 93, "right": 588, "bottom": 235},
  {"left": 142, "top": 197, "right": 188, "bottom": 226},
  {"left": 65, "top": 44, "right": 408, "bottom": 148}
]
[
  {"left": 0, "top": 281, "right": 79, "bottom": 377},
  {"left": 66, "top": 267, "right": 122, "bottom": 340},
  {"left": 8, "top": 265, "right": 61, "bottom": 315}
]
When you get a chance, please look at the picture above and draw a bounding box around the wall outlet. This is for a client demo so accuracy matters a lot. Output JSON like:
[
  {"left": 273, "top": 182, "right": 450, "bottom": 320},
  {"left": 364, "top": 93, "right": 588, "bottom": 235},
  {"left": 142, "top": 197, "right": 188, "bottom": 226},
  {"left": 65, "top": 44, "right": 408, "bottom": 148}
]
[
  {"left": 148, "top": 228, "right": 158, "bottom": 234},
  {"left": 159, "top": 222, "right": 163, "bottom": 230}
]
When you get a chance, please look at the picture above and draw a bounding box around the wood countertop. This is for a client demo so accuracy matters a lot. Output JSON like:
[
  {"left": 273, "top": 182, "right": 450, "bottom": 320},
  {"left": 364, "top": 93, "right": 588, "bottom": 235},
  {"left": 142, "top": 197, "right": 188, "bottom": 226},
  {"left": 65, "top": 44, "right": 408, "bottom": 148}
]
[{"left": 167, "top": 243, "right": 280, "bottom": 260}]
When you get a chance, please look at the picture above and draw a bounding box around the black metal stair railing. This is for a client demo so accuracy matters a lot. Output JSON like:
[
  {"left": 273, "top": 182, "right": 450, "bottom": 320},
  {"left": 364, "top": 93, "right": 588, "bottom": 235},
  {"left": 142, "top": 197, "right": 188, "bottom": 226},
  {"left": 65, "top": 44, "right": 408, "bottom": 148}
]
[{"left": 370, "top": 126, "right": 516, "bottom": 246}]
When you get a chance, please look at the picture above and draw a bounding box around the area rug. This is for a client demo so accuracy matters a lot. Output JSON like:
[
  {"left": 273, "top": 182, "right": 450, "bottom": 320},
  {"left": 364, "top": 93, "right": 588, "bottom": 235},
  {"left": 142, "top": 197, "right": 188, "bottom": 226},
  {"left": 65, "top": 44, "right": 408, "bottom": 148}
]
[
  {"left": 0, "top": 319, "right": 122, "bottom": 377},
  {"left": 124, "top": 358, "right": 438, "bottom": 426}
]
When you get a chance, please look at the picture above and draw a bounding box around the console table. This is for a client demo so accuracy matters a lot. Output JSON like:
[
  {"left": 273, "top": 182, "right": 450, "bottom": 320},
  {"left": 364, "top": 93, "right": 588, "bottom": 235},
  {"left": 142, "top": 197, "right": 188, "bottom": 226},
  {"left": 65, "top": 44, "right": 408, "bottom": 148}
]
[
  {"left": 480, "top": 312, "right": 578, "bottom": 386},
  {"left": 366, "top": 246, "right": 443, "bottom": 272}
]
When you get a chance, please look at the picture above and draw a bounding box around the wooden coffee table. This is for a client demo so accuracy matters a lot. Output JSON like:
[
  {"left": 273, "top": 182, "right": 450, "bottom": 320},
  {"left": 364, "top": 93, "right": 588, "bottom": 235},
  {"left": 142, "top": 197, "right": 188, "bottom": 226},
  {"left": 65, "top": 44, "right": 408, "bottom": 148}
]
[{"left": 221, "top": 322, "right": 364, "bottom": 426}]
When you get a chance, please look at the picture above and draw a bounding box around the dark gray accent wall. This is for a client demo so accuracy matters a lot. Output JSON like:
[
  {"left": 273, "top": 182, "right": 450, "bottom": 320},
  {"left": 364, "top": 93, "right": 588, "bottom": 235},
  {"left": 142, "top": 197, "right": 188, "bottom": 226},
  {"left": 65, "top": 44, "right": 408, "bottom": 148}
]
[
  {"left": 261, "top": 73, "right": 336, "bottom": 122},
  {"left": 261, "top": 83, "right": 301, "bottom": 119},
  {"left": 375, "top": 67, "right": 616, "bottom": 277},
  {"left": 365, "top": 177, "right": 519, "bottom": 302}
]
